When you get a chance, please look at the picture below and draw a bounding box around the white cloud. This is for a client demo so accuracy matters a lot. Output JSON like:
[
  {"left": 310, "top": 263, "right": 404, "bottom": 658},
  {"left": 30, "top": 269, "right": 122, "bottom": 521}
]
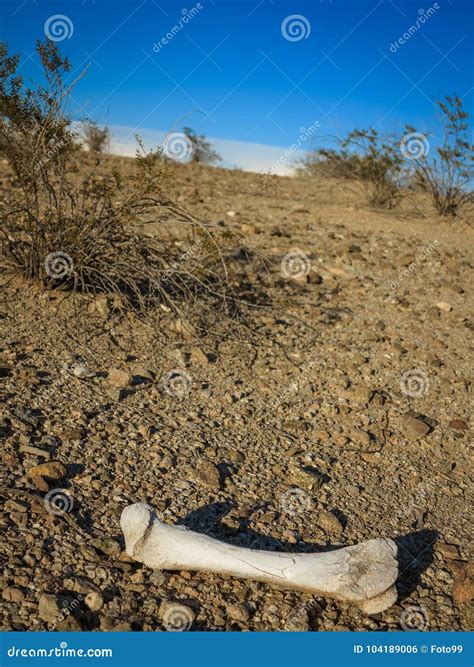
[{"left": 108, "top": 125, "right": 305, "bottom": 175}]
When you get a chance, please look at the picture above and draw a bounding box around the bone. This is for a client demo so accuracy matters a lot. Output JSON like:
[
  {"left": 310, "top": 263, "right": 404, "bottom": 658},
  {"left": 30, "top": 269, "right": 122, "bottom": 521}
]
[{"left": 121, "top": 503, "right": 399, "bottom": 613}]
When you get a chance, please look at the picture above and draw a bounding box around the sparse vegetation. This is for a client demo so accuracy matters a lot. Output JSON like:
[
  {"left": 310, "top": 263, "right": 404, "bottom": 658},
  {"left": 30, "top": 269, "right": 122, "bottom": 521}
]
[
  {"left": 408, "top": 95, "right": 473, "bottom": 216},
  {"left": 183, "top": 126, "right": 221, "bottom": 165},
  {"left": 300, "top": 128, "right": 404, "bottom": 209},
  {"left": 0, "top": 40, "right": 232, "bottom": 314},
  {"left": 82, "top": 121, "right": 110, "bottom": 153}
]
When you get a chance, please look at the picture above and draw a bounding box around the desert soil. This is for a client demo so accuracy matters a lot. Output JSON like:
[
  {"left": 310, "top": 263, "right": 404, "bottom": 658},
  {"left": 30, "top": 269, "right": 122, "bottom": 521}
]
[{"left": 0, "top": 156, "right": 472, "bottom": 632}]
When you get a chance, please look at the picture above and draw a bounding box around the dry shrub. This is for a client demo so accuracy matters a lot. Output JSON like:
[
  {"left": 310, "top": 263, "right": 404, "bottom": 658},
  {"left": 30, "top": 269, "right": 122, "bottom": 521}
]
[
  {"left": 82, "top": 122, "right": 110, "bottom": 153},
  {"left": 0, "top": 40, "right": 234, "bottom": 316},
  {"left": 299, "top": 128, "right": 404, "bottom": 209},
  {"left": 408, "top": 95, "right": 473, "bottom": 217}
]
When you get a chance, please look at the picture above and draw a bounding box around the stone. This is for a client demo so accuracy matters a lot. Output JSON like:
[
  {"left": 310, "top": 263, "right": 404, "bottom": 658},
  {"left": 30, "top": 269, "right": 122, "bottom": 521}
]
[
  {"left": 2, "top": 587, "right": 24, "bottom": 602},
  {"left": 318, "top": 509, "right": 344, "bottom": 534},
  {"left": 27, "top": 461, "right": 65, "bottom": 480},
  {"left": 452, "top": 562, "right": 474, "bottom": 604},
  {"left": 437, "top": 543, "right": 460, "bottom": 560},
  {"left": 31, "top": 475, "right": 49, "bottom": 492},
  {"left": 226, "top": 603, "right": 250, "bottom": 623},
  {"left": 401, "top": 415, "right": 430, "bottom": 440},
  {"left": 449, "top": 419, "right": 468, "bottom": 431},
  {"left": 285, "top": 607, "right": 310, "bottom": 631},
  {"left": 19, "top": 445, "right": 50, "bottom": 459},
  {"left": 288, "top": 465, "right": 325, "bottom": 492},
  {"left": 107, "top": 368, "right": 132, "bottom": 388},
  {"left": 193, "top": 460, "right": 221, "bottom": 489},
  {"left": 90, "top": 537, "right": 121, "bottom": 556},
  {"left": 62, "top": 429, "right": 82, "bottom": 442},
  {"left": 350, "top": 427, "right": 371, "bottom": 447},
  {"left": 37, "top": 594, "right": 60, "bottom": 623},
  {"left": 435, "top": 301, "right": 452, "bottom": 312},
  {"left": 85, "top": 591, "right": 103, "bottom": 612},
  {"left": 189, "top": 347, "right": 209, "bottom": 364}
]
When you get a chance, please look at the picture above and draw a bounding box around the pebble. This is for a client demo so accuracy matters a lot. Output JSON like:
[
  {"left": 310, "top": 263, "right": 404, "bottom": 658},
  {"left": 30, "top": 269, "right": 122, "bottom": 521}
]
[
  {"left": 37, "top": 594, "right": 60, "bottom": 623},
  {"left": 435, "top": 301, "right": 452, "bottom": 312},
  {"left": 85, "top": 591, "right": 104, "bottom": 612},
  {"left": 452, "top": 562, "right": 473, "bottom": 604},
  {"left": 19, "top": 445, "right": 51, "bottom": 459},
  {"left": 107, "top": 368, "right": 132, "bottom": 388},
  {"left": 318, "top": 509, "right": 344, "bottom": 534},
  {"left": 449, "top": 419, "right": 468, "bottom": 430},
  {"left": 401, "top": 415, "right": 430, "bottom": 440},
  {"left": 27, "top": 461, "right": 65, "bottom": 480},
  {"left": 437, "top": 543, "right": 460, "bottom": 560},
  {"left": 193, "top": 460, "right": 221, "bottom": 489},
  {"left": 90, "top": 537, "right": 121, "bottom": 556},
  {"left": 2, "top": 587, "right": 25, "bottom": 602},
  {"left": 226, "top": 603, "right": 250, "bottom": 623}
]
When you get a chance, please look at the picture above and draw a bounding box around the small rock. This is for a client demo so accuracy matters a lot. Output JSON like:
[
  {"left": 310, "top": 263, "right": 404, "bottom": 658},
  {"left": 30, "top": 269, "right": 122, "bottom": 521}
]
[
  {"left": 171, "top": 319, "right": 196, "bottom": 338},
  {"left": 193, "top": 460, "right": 221, "bottom": 489},
  {"left": 37, "top": 594, "right": 60, "bottom": 623},
  {"left": 449, "top": 419, "right": 468, "bottom": 431},
  {"left": 107, "top": 368, "right": 132, "bottom": 388},
  {"left": 350, "top": 427, "right": 371, "bottom": 447},
  {"left": 318, "top": 509, "right": 344, "bottom": 534},
  {"left": 438, "top": 543, "right": 460, "bottom": 560},
  {"left": 189, "top": 347, "right": 209, "bottom": 364},
  {"left": 62, "top": 429, "right": 82, "bottom": 442},
  {"left": 401, "top": 415, "right": 430, "bottom": 440},
  {"left": 19, "top": 445, "right": 51, "bottom": 459},
  {"left": 85, "top": 591, "right": 103, "bottom": 612},
  {"left": 27, "top": 461, "right": 66, "bottom": 480},
  {"left": 71, "top": 363, "right": 95, "bottom": 379},
  {"left": 285, "top": 607, "right": 310, "bottom": 631},
  {"left": 288, "top": 465, "right": 325, "bottom": 492},
  {"left": 435, "top": 301, "right": 452, "bottom": 312},
  {"left": 57, "top": 616, "right": 82, "bottom": 631},
  {"left": 90, "top": 537, "right": 121, "bottom": 556},
  {"left": 452, "top": 562, "right": 474, "bottom": 604},
  {"left": 2, "top": 587, "right": 25, "bottom": 602},
  {"left": 31, "top": 475, "right": 49, "bottom": 492},
  {"left": 226, "top": 603, "right": 250, "bottom": 623}
]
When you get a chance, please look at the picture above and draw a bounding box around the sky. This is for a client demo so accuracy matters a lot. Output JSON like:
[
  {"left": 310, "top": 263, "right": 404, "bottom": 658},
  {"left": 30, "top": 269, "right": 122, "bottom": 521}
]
[{"left": 1, "top": 0, "right": 473, "bottom": 173}]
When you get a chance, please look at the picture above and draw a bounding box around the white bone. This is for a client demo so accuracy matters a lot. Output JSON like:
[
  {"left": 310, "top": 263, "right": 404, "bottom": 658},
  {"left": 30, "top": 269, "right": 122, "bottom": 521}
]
[{"left": 121, "top": 503, "right": 398, "bottom": 614}]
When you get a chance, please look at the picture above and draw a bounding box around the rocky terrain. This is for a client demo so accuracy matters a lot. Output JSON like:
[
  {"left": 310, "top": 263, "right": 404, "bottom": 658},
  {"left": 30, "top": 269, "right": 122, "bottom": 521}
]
[{"left": 0, "top": 156, "right": 472, "bottom": 632}]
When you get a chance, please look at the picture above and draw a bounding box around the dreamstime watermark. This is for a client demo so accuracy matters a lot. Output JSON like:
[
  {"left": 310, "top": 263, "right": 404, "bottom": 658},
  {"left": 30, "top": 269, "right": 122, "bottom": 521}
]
[
  {"left": 396, "top": 475, "right": 437, "bottom": 523},
  {"left": 389, "top": 4, "right": 440, "bottom": 53},
  {"left": 163, "top": 369, "right": 192, "bottom": 398},
  {"left": 269, "top": 121, "right": 321, "bottom": 173},
  {"left": 44, "top": 488, "right": 74, "bottom": 515},
  {"left": 162, "top": 603, "right": 194, "bottom": 631},
  {"left": 390, "top": 239, "right": 439, "bottom": 289},
  {"left": 153, "top": 4, "right": 203, "bottom": 53},
  {"left": 44, "top": 15, "right": 74, "bottom": 41},
  {"left": 162, "top": 132, "right": 194, "bottom": 162},
  {"left": 400, "top": 604, "right": 430, "bottom": 630},
  {"left": 161, "top": 239, "right": 202, "bottom": 282},
  {"left": 280, "top": 249, "right": 311, "bottom": 280},
  {"left": 44, "top": 251, "right": 74, "bottom": 280},
  {"left": 400, "top": 368, "right": 430, "bottom": 397},
  {"left": 7, "top": 643, "right": 112, "bottom": 658},
  {"left": 400, "top": 132, "right": 430, "bottom": 160},
  {"left": 47, "top": 595, "right": 84, "bottom": 631},
  {"left": 280, "top": 488, "right": 314, "bottom": 516},
  {"left": 281, "top": 15, "right": 311, "bottom": 42}
]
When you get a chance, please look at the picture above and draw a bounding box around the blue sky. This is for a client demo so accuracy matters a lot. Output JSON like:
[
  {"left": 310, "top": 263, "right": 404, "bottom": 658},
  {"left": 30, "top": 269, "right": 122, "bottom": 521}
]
[{"left": 1, "top": 0, "right": 472, "bottom": 172}]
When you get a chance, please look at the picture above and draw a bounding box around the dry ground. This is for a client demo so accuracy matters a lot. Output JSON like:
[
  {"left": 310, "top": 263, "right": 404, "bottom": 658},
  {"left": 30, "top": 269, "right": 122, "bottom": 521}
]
[{"left": 0, "top": 155, "right": 472, "bottom": 632}]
